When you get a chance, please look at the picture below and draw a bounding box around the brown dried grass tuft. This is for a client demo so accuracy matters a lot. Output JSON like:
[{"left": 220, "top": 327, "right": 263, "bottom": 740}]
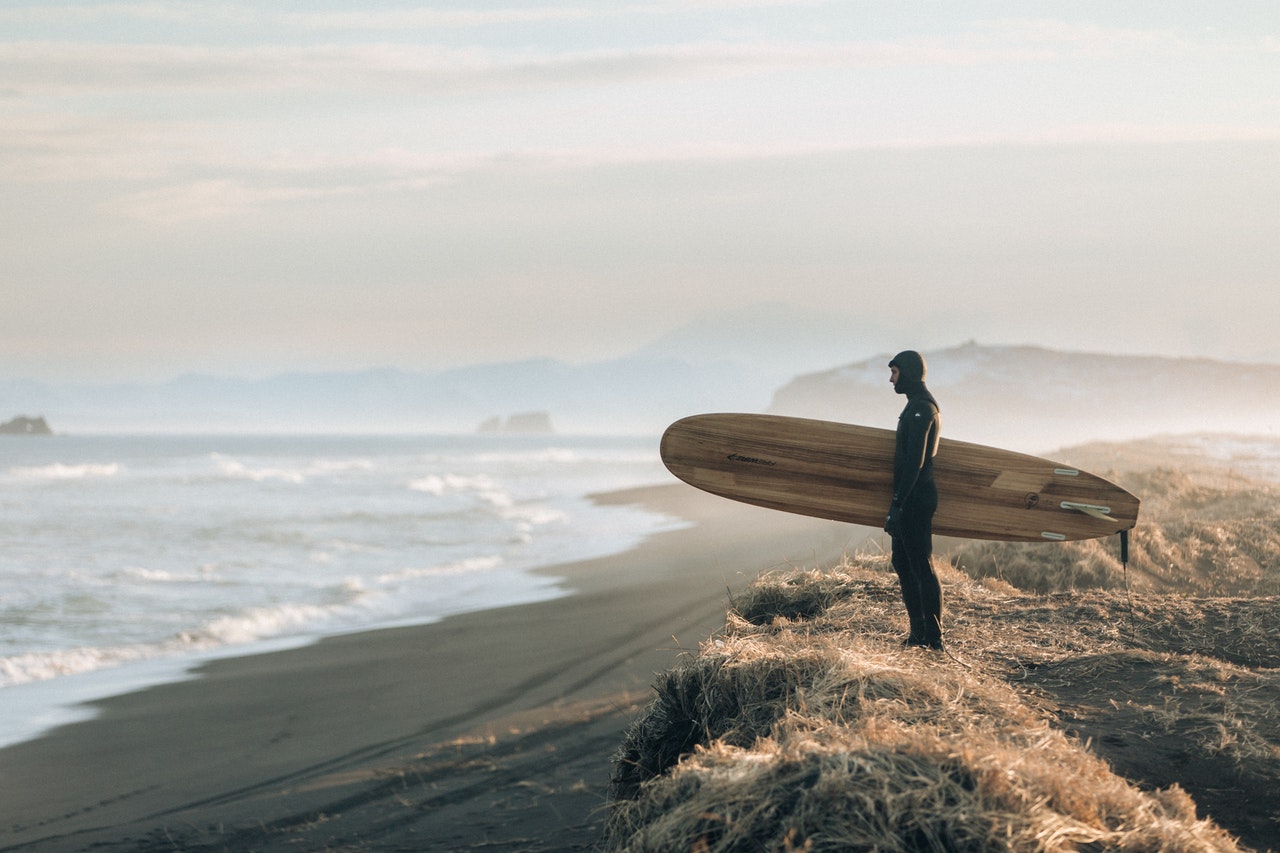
[
  {"left": 951, "top": 467, "right": 1280, "bottom": 596},
  {"left": 729, "top": 563, "right": 899, "bottom": 629},
  {"left": 606, "top": 557, "right": 1256, "bottom": 852}
]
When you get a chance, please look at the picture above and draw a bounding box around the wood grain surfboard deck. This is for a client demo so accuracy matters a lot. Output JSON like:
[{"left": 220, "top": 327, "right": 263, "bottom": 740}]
[{"left": 660, "top": 413, "right": 1140, "bottom": 542}]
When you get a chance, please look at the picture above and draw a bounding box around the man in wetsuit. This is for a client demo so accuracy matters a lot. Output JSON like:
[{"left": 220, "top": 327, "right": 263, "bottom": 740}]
[{"left": 883, "top": 350, "right": 943, "bottom": 650}]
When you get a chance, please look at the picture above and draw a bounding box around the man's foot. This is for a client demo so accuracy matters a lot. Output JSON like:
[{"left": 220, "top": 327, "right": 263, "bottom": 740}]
[
  {"left": 902, "top": 617, "right": 926, "bottom": 648},
  {"left": 904, "top": 635, "right": 944, "bottom": 651},
  {"left": 923, "top": 616, "right": 944, "bottom": 651}
]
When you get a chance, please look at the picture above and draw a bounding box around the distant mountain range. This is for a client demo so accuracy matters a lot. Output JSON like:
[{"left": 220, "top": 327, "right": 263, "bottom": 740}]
[
  {"left": 0, "top": 303, "right": 878, "bottom": 436},
  {"left": 769, "top": 342, "right": 1280, "bottom": 452},
  {"left": 4, "top": 339, "right": 1279, "bottom": 447},
  {"left": 0, "top": 357, "right": 770, "bottom": 435}
]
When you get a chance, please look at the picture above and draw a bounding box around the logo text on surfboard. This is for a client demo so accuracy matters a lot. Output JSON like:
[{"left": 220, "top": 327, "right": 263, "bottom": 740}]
[{"left": 727, "top": 453, "right": 776, "bottom": 466}]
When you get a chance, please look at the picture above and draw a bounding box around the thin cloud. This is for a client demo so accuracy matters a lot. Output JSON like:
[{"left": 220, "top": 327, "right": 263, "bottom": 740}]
[
  {"left": 0, "top": 35, "right": 1138, "bottom": 98},
  {"left": 0, "top": 3, "right": 260, "bottom": 28},
  {"left": 91, "top": 124, "right": 1280, "bottom": 225},
  {"left": 103, "top": 178, "right": 361, "bottom": 223},
  {"left": 282, "top": 0, "right": 839, "bottom": 30},
  {"left": 2, "top": 1, "right": 837, "bottom": 30},
  {"left": 0, "top": 110, "right": 222, "bottom": 182},
  {"left": 4, "top": 15, "right": 1275, "bottom": 99}
]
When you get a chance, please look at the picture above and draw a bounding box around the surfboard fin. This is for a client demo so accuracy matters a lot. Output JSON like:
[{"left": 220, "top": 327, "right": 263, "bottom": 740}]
[{"left": 1060, "top": 501, "right": 1114, "bottom": 521}]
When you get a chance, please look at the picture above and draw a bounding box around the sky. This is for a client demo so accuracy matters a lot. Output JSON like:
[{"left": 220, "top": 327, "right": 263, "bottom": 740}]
[{"left": 2, "top": 1, "right": 1279, "bottom": 382}]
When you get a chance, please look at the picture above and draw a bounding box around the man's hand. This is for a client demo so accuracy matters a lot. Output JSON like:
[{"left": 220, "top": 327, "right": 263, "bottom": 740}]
[{"left": 884, "top": 503, "right": 902, "bottom": 534}]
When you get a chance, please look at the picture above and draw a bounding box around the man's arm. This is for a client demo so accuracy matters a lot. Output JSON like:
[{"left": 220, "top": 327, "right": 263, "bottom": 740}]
[{"left": 884, "top": 402, "right": 935, "bottom": 532}]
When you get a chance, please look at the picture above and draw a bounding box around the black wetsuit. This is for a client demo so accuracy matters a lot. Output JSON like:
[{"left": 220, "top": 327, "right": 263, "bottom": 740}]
[{"left": 886, "top": 356, "right": 942, "bottom": 648}]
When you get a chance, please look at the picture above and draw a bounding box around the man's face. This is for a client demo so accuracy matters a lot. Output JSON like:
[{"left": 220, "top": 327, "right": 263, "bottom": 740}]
[{"left": 889, "top": 366, "right": 900, "bottom": 387}]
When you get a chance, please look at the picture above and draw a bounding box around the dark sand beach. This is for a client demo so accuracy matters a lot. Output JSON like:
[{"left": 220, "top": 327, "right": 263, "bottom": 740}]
[{"left": 0, "top": 484, "right": 858, "bottom": 852}]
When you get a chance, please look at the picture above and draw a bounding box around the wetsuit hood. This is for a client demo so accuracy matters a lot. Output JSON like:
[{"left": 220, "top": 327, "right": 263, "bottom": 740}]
[
  {"left": 889, "top": 350, "right": 926, "bottom": 383},
  {"left": 889, "top": 350, "right": 935, "bottom": 404}
]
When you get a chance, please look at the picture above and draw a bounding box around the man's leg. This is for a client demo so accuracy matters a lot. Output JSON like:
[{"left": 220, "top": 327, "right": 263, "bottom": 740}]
[
  {"left": 899, "top": 510, "right": 943, "bottom": 649},
  {"left": 891, "top": 534, "right": 926, "bottom": 644}
]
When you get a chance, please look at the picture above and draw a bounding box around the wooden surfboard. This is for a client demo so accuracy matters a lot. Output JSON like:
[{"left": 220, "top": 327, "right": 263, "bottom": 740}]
[{"left": 660, "top": 413, "right": 1139, "bottom": 542}]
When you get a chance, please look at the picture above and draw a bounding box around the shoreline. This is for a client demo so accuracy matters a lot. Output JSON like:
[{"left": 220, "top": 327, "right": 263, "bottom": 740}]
[
  {"left": 0, "top": 482, "right": 859, "bottom": 851},
  {"left": 0, "top": 480, "right": 680, "bottom": 751}
]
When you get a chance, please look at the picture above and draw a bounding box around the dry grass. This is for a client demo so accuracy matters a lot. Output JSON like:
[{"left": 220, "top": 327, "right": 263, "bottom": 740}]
[
  {"left": 607, "top": 562, "right": 1255, "bottom": 852},
  {"left": 950, "top": 467, "right": 1280, "bottom": 597},
  {"left": 606, "top": 441, "right": 1280, "bottom": 852}
]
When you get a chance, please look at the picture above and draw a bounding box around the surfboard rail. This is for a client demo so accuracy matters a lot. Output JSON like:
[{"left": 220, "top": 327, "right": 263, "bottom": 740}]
[{"left": 660, "top": 413, "right": 1140, "bottom": 543}]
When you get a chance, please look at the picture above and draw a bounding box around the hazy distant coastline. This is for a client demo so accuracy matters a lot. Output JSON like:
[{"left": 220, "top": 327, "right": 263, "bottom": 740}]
[{"left": 3, "top": 343, "right": 1278, "bottom": 453}]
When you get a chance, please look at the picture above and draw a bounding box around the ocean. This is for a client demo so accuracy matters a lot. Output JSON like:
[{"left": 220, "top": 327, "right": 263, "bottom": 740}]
[{"left": 0, "top": 433, "right": 678, "bottom": 747}]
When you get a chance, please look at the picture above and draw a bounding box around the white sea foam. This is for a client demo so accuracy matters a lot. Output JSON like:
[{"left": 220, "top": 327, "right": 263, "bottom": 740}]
[
  {"left": 8, "top": 462, "right": 121, "bottom": 480},
  {"left": 408, "top": 472, "right": 498, "bottom": 495},
  {"left": 211, "top": 454, "right": 306, "bottom": 483},
  {"left": 113, "top": 563, "right": 222, "bottom": 583},
  {"left": 307, "top": 457, "right": 376, "bottom": 475},
  {"left": 374, "top": 555, "right": 504, "bottom": 585},
  {"left": 407, "top": 472, "right": 516, "bottom": 510},
  {"left": 1, "top": 645, "right": 152, "bottom": 687},
  {"left": 505, "top": 504, "right": 569, "bottom": 525},
  {"left": 1, "top": 598, "right": 361, "bottom": 690},
  {"left": 475, "top": 448, "right": 582, "bottom": 464},
  {"left": 187, "top": 602, "right": 348, "bottom": 647}
]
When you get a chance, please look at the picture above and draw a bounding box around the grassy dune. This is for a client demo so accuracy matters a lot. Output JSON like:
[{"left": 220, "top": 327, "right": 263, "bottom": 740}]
[{"left": 606, "top": 440, "right": 1280, "bottom": 852}]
